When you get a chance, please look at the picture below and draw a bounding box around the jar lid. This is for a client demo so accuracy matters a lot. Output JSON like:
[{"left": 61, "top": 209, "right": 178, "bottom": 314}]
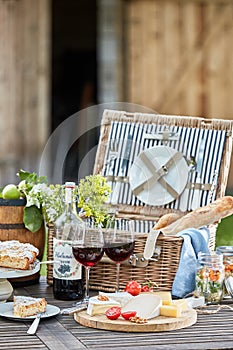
[
  {"left": 216, "top": 246, "right": 233, "bottom": 256},
  {"left": 198, "top": 252, "right": 223, "bottom": 265}
]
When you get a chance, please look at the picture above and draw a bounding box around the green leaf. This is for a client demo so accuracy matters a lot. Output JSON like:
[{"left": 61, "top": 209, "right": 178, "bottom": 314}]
[
  {"left": 17, "top": 169, "right": 47, "bottom": 185},
  {"left": 23, "top": 205, "right": 43, "bottom": 233},
  {"left": 17, "top": 169, "right": 34, "bottom": 182}
]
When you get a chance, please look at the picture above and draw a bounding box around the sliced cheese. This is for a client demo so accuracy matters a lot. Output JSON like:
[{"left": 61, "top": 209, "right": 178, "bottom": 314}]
[
  {"left": 87, "top": 296, "right": 120, "bottom": 316},
  {"left": 172, "top": 299, "right": 188, "bottom": 312},
  {"left": 160, "top": 305, "right": 182, "bottom": 318},
  {"left": 154, "top": 291, "right": 172, "bottom": 305},
  {"left": 99, "top": 291, "right": 133, "bottom": 307}
]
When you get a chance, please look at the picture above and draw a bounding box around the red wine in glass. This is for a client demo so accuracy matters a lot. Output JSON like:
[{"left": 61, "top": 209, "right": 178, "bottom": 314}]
[
  {"left": 104, "top": 219, "right": 134, "bottom": 292},
  {"left": 72, "top": 246, "right": 104, "bottom": 267},
  {"left": 72, "top": 223, "right": 104, "bottom": 302},
  {"left": 104, "top": 242, "right": 135, "bottom": 263}
]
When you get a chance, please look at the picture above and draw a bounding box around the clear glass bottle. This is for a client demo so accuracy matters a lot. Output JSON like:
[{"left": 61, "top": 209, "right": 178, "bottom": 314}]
[
  {"left": 53, "top": 182, "right": 85, "bottom": 301},
  {"left": 195, "top": 252, "right": 225, "bottom": 304}
]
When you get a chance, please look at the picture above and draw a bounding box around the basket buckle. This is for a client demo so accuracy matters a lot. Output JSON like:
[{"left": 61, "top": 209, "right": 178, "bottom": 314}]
[
  {"left": 149, "top": 246, "right": 161, "bottom": 261},
  {"left": 128, "top": 247, "right": 162, "bottom": 267},
  {"left": 128, "top": 253, "right": 149, "bottom": 267}
]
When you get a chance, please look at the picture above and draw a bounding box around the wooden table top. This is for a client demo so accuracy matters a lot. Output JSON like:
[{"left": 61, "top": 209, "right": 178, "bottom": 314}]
[{"left": 1, "top": 277, "right": 233, "bottom": 350}]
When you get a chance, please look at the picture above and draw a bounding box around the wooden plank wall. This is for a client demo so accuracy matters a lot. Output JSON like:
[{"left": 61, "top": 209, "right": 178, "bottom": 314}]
[
  {"left": 125, "top": 0, "right": 233, "bottom": 190},
  {"left": 0, "top": 0, "right": 50, "bottom": 185}
]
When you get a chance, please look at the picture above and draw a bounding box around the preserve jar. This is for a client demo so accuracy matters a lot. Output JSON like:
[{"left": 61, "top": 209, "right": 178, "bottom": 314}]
[
  {"left": 216, "top": 246, "right": 233, "bottom": 297},
  {"left": 195, "top": 252, "right": 225, "bottom": 304}
]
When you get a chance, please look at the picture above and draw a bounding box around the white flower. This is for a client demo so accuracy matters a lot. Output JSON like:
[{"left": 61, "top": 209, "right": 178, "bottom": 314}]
[
  {"left": 26, "top": 196, "right": 40, "bottom": 208},
  {"left": 30, "top": 183, "right": 46, "bottom": 194},
  {"left": 45, "top": 207, "right": 58, "bottom": 222}
]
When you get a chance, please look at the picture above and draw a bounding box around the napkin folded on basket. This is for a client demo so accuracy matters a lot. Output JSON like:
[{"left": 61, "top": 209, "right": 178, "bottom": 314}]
[{"left": 172, "top": 227, "right": 210, "bottom": 298}]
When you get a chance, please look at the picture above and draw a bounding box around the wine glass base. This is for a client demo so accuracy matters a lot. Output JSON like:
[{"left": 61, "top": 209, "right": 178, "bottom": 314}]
[
  {"left": 0, "top": 278, "right": 13, "bottom": 302},
  {"left": 72, "top": 299, "right": 89, "bottom": 307}
]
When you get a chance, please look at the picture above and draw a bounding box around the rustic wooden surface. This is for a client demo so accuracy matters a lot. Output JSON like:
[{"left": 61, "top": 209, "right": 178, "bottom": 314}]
[
  {"left": 1, "top": 277, "right": 233, "bottom": 349},
  {"left": 126, "top": 0, "right": 233, "bottom": 119},
  {"left": 0, "top": 0, "right": 50, "bottom": 185},
  {"left": 125, "top": 0, "right": 233, "bottom": 189}
]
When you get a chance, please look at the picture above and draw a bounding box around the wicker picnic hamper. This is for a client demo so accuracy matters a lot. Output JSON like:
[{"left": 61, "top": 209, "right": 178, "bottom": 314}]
[{"left": 47, "top": 110, "right": 233, "bottom": 292}]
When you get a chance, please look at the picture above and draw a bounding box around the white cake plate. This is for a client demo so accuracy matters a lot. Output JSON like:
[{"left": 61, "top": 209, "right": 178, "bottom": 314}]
[{"left": 0, "top": 260, "right": 40, "bottom": 303}]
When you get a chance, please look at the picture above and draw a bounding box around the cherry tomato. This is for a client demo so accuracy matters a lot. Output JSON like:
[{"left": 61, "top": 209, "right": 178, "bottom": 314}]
[
  {"left": 141, "top": 285, "right": 149, "bottom": 292},
  {"left": 121, "top": 310, "right": 137, "bottom": 320},
  {"left": 125, "top": 280, "right": 141, "bottom": 296},
  {"left": 141, "top": 286, "right": 155, "bottom": 292},
  {"left": 105, "top": 306, "right": 121, "bottom": 320},
  {"left": 141, "top": 280, "right": 158, "bottom": 292}
]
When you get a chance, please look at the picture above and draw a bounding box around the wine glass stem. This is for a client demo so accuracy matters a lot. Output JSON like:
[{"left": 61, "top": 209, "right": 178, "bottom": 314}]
[
  {"left": 85, "top": 267, "right": 90, "bottom": 301},
  {"left": 116, "top": 263, "right": 121, "bottom": 292}
]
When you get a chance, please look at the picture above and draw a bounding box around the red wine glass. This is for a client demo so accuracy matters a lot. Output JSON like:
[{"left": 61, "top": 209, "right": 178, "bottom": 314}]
[
  {"left": 72, "top": 222, "right": 104, "bottom": 302},
  {"left": 104, "top": 219, "right": 134, "bottom": 292}
]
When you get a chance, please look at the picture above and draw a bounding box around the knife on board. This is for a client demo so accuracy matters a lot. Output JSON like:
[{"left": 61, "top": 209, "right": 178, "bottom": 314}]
[
  {"left": 191, "top": 135, "right": 206, "bottom": 210},
  {"left": 111, "top": 133, "right": 133, "bottom": 205}
]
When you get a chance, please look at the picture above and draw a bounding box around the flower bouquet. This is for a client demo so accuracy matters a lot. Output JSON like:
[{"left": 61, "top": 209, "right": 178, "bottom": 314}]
[{"left": 1, "top": 170, "right": 112, "bottom": 233}]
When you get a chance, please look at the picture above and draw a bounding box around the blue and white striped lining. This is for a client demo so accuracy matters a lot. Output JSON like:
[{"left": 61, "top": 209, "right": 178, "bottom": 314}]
[
  {"left": 103, "top": 120, "right": 226, "bottom": 210},
  {"left": 85, "top": 216, "right": 155, "bottom": 233}
]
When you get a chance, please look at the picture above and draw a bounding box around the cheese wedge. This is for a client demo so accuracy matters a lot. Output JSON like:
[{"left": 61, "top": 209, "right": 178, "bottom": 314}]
[
  {"left": 172, "top": 299, "right": 188, "bottom": 312},
  {"left": 121, "top": 293, "right": 162, "bottom": 319},
  {"left": 99, "top": 291, "right": 133, "bottom": 307},
  {"left": 154, "top": 291, "right": 172, "bottom": 305},
  {"left": 160, "top": 305, "right": 182, "bottom": 318},
  {"left": 87, "top": 296, "right": 120, "bottom": 316}
]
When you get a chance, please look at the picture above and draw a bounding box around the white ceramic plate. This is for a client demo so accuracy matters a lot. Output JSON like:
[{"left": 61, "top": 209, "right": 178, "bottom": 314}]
[
  {"left": 0, "top": 259, "right": 40, "bottom": 278},
  {"left": 0, "top": 302, "right": 60, "bottom": 321},
  {"left": 129, "top": 146, "right": 189, "bottom": 206}
]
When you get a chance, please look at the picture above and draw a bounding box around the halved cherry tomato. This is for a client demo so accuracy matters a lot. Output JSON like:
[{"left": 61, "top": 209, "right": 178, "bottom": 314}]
[
  {"left": 125, "top": 280, "right": 141, "bottom": 296},
  {"left": 121, "top": 310, "right": 137, "bottom": 320},
  {"left": 105, "top": 306, "right": 121, "bottom": 320}
]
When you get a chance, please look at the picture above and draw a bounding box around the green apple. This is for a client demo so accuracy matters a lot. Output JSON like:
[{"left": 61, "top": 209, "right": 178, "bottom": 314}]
[{"left": 2, "top": 184, "right": 21, "bottom": 200}]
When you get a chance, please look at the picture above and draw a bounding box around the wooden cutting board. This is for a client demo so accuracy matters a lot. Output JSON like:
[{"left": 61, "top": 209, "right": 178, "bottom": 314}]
[{"left": 74, "top": 309, "right": 197, "bottom": 333}]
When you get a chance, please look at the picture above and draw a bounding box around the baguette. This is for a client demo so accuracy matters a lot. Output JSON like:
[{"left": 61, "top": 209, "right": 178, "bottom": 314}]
[
  {"left": 153, "top": 213, "right": 183, "bottom": 230},
  {"left": 159, "top": 196, "right": 233, "bottom": 235}
]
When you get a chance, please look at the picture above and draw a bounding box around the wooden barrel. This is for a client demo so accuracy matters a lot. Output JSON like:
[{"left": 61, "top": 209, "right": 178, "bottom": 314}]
[{"left": 0, "top": 198, "right": 45, "bottom": 285}]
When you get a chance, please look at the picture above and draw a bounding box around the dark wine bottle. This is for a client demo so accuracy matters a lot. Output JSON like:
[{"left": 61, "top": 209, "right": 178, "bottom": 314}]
[{"left": 53, "top": 182, "right": 84, "bottom": 301}]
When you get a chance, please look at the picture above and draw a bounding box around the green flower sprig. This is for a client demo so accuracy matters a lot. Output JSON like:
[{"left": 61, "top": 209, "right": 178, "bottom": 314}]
[{"left": 78, "top": 174, "right": 112, "bottom": 225}]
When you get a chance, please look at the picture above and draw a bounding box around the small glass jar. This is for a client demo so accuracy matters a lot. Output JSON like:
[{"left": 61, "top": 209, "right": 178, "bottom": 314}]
[
  {"left": 216, "top": 246, "right": 233, "bottom": 297},
  {"left": 195, "top": 252, "right": 225, "bottom": 304}
]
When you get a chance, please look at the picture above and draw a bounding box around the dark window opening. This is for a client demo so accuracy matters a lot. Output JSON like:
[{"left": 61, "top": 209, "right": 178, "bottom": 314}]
[{"left": 51, "top": 0, "right": 98, "bottom": 182}]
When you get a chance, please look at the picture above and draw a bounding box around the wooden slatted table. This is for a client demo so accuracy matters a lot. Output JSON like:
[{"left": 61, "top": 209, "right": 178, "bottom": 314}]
[{"left": 1, "top": 277, "right": 233, "bottom": 350}]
